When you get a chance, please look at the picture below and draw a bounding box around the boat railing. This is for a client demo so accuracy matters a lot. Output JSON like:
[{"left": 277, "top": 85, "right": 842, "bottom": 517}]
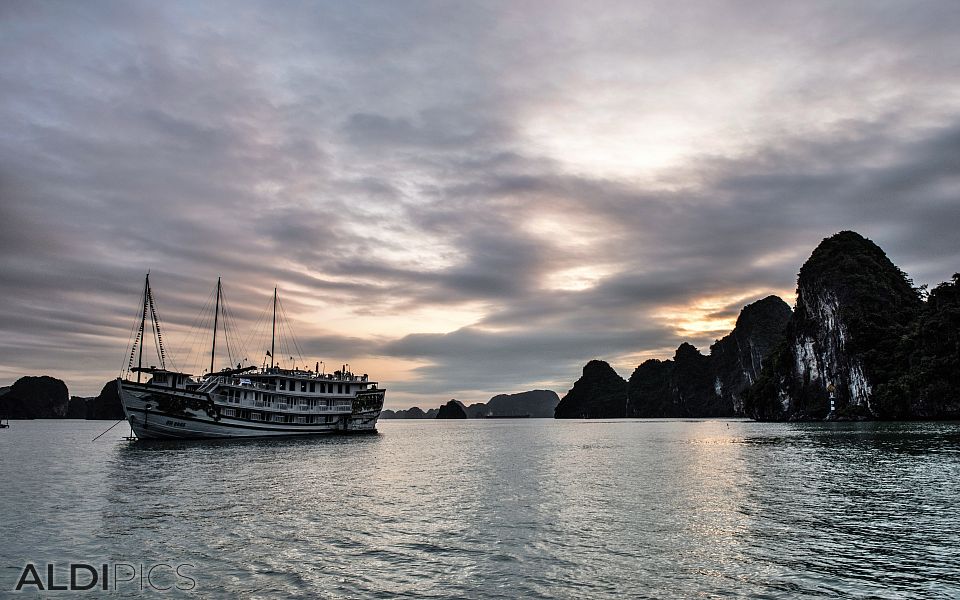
[
  {"left": 212, "top": 375, "right": 378, "bottom": 395},
  {"left": 231, "top": 397, "right": 353, "bottom": 414},
  {"left": 198, "top": 378, "right": 221, "bottom": 393}
]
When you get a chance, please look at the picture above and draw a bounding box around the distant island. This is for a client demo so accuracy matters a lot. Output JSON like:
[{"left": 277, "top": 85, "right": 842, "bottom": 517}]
[
  {"left": 0, "top": 377, "right": 123, "bottom": 420},
  {"left": 381, "top": 390, "right": 560, "bottom": 419},
  {"left": 556, "top": 231, "right": 960, "bottom": 421}
]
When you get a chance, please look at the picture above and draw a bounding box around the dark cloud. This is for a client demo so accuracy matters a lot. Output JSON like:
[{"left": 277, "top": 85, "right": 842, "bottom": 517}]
[{"left": 0, "top": 1, "right": 958, "bottom": 405}]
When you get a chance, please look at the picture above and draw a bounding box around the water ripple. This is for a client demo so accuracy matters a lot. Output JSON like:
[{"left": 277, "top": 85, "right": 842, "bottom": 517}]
[{"left": 2, "top": 419, "right": 959, "bottom": 598}]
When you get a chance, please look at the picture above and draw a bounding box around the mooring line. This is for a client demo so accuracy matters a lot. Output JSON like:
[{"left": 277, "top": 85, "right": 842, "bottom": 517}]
[{"left": 92, "top": 419, "right": 125, "bottom": 442}]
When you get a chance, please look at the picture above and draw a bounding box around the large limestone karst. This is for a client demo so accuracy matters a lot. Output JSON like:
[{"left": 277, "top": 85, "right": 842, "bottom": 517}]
[
  {"left": 745, "top": 231, "right": 923, "bottom": 420},
  {"left": 554, "top": 360, "right": 628, "bottom": 418},
  {"left": 85, "top": 380, "right": 124, "bottom": 420},
  {"left": 486, "top": 390, "right": 559, "bottom": 417},
  {"left": 436, "top": 399, "right": 468, "bottom": 419},
  {"left": 0, "top": 376, "right": 70, "bottom": 418},
  {"left": 627, "top": 296, "right": 792, "bottom": 417}
]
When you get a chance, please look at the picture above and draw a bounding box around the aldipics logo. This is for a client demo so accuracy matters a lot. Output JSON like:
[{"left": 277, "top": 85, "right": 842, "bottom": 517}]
[{"left": 13, "top": 563, "right": 196, "bottom": 592}]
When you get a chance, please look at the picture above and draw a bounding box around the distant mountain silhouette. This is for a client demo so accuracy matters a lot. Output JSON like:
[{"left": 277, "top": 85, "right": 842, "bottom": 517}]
[
  {"left": 436, "top": 400, "right": 467, "bottom": 418},
  {"left": 0, "top": 376, "right": 69, "bottom": 419},
  {"left": 554, "top": 360, "right": 628, "bottom": 418},
  {"left": 0, "top": 376, "right": 124, "bottom": 420},
  {"left": 382, "top": 389, "right": 560, "bottom": 419},
  {"left": 486, "top": 390, "right": 559, "bottom": 417}
]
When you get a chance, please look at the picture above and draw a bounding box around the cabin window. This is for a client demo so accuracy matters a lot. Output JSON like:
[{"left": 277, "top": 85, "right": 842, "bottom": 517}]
[
  {"left": 345, "top": 385, "right": 351, "bottom": 395},
  {"left": 310, "top": 382, "right": 315, "bottom": 393},
  {"left": 338, "top": 384, "right": 343, "bottom": 394},
  {"left": 301, "top": 381, "right": 307, "bottom": 392},
  {"left": 279, "top": 380, "right": 286, "bottom": 390}
]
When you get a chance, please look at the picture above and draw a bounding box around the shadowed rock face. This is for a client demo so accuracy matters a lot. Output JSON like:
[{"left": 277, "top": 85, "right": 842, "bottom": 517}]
[
  {"left": 555, "top": 360, "right": 628, "bottom": 418},
  {"left": 709, "top": 296, "right": 794, "bottom": 414},
  {"left": 405, "top": 407, "right": 427, "bottom": 419},
  {"left": 378, "top": 406, "right": 428, "bottom": 418},
  {"left": 85, "top": 380, "right": 124, "bottom": 420},
  {"left": 436, "top": 399, "right": 467, "bottom": 419},
  {"left": 486, "top": 390, "right": 559, "bottom": 417},
  {"left": 876, "top": 274, "right": 960, "bottom": 418},
  {"left": 67, "top": 396, "right": 89, "bottom": 418},
  {"left": 745, "top": 231, "right": 923, "bottom": 421},
  {"left": 0, "top": 376, "right": 69, "bottom": 418},
  {"left": 627, "top": 359, "right": 677, "bottom": 417},
  {"left": 385, "top": 390, "right": 560, "bottom": 419},
  {"left": 464, "top": 403, "right": 490, "bottom": 418},
  {"left": 627, "top": 297, "right": 792, "bottom": 418}
]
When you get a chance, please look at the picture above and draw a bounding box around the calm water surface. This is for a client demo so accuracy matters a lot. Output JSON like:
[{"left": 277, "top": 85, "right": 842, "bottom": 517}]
[{"left": 1, "top": 419, "right": 959, "bottom": 598}]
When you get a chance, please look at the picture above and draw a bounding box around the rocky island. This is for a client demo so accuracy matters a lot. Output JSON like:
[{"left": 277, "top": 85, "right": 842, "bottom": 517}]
[
  {"left": 557, "top": 231, "right": 959, "bottom": 422},
  {"left": 0, "top": 377, "right": 123, "bottom": 420},
  {"left": 745, "top": 231, "right": 960, "bottom": 420},
  {"left": 381, "top": 390, "right": 560, "bottom": 419},
  {"left": 436, "top": 399, "right": 467, "bottom": 419}
]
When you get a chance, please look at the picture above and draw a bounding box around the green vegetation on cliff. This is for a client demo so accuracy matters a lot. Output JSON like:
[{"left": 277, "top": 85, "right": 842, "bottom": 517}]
[
  {"left": 746, "top": 231, "right": 957, "bottom": 421},
  {"left": 874, "top": 274, "right": 960, "bottom": 418}
]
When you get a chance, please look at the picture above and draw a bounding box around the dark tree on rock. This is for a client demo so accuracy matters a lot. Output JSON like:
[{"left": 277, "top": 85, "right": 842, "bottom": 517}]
[{"left": 873, "top": 274, "right": 960, "bottom": 418}]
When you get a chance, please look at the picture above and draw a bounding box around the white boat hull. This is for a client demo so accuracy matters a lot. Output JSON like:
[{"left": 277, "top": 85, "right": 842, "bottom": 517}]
[{"left": 118, "top": 380, "right": 382, "bottom": 440}]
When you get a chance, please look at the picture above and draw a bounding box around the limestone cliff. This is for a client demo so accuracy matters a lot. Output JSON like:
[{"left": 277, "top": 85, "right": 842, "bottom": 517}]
[
  {"left": 0, "top": 376, "right": 70, "bottom": 418},
  {"left": 627, "top": 297, "right": 791, "bottom": 417},
  {"left": 555, "top": 360, "right": 628, "bottom": 418},
  {"left": 85, "top": 380, "right": 124, "bottom": 420},
  {"left": 486, "top": 390, "right": 559, "bottom": 417},
  {"left": 745, "top": 231, "right": 922, "bottom": 420},
  {"left": 436, "top": 399, "right": 467, "bottom": 419},
  {"left": 710, "top": 296, "right": 793, "bottom": 414}
]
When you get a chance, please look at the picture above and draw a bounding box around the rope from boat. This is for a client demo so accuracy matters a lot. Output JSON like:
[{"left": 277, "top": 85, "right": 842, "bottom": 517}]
[{"left": 91, "top": 419, "right": 126, "bottom": 442}]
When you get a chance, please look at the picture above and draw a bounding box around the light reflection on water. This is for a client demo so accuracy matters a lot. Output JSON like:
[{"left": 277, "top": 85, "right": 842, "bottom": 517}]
[{"left": 1, "top": 419, "right": 959, "bottom": 598}]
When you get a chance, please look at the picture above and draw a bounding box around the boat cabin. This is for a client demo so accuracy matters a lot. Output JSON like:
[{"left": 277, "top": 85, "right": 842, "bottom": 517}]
[{"left": 133, "top": 367, "right": 194, "bottom": 389}]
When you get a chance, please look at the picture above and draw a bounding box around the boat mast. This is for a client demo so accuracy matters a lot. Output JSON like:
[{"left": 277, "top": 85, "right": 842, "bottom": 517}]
[
  {"left": 210, "top": 277, "right": 221, "bottom": 375},
  {"left": 137, "top": 273, "right": 149, "bottom": 383},
  {"left": 270, "top": 287, "right": 277, "bottom": 370}
]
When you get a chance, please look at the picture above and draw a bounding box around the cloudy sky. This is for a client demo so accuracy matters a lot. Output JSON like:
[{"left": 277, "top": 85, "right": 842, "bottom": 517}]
[{"left": 1, "top": 1, "right": 958, "bottom": 406}]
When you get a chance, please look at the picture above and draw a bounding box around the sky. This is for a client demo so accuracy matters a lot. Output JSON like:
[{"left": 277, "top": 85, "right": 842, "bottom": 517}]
[{"left": 1, "top": 1, "right": 959, "bottom": 407}]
